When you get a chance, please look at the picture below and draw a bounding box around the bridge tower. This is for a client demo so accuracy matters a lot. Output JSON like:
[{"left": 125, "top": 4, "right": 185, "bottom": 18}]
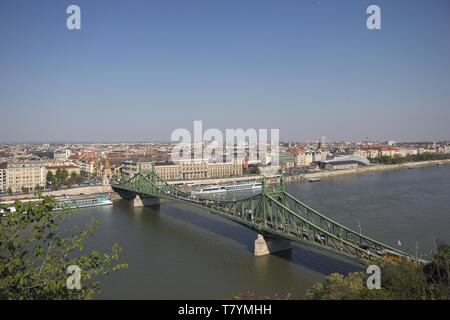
[{"left": 254, "top": 174, "right": 292, "bottom": 256}]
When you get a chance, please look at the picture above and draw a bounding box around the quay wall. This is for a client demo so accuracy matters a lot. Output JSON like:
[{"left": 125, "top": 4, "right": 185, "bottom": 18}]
[
  {"left": 0, "top": 185, "right": 113, "bottom": 202},
  {"left": 301, "top": 159, "right": 450, "bottom": 180}
]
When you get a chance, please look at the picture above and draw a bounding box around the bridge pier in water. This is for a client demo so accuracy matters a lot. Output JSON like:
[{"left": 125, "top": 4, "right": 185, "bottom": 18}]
[
  {"left": 112, "top": 187, "right": 161, "bottom": 207},
  {"left": 133, "top": 194, "right": 160, "bottom": 207},
  {"left": 254, "top": 234, "right": 292, "bottom": 256}
]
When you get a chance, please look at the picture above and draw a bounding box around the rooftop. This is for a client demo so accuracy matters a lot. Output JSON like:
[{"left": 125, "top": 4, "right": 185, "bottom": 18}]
[{"left": 321, "top": 155, "right": 370, "bottom": 166}]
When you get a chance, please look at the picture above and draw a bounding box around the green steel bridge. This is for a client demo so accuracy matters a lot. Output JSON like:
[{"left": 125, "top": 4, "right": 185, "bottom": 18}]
[{"left": 111, "top": 164, "right": 420, "bottom": 265}]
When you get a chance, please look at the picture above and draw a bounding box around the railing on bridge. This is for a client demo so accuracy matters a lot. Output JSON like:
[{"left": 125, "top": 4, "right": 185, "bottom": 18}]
[{"left": 111, "top": 164, "right": 423, "bottom": 265}]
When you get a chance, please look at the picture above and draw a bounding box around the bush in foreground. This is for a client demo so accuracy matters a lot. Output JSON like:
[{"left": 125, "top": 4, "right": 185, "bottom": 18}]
[
  {"left": 306, "top": 245, "right": 449, "bottom": 300},
  {"left": 0, "top": 193, "right": 127, "bottom": 300}
]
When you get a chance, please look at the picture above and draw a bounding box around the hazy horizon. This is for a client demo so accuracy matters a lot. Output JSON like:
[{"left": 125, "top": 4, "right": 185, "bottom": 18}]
[{"left": 1, "top": 138, "right": 448, "bottom": 146}]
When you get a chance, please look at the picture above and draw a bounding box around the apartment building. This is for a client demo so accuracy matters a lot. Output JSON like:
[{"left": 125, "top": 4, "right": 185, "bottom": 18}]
[
  {"left": 53, "top": 149, "right": 71, "bottom": 161},
  {"left": 78, "top": 160, "right": 95, "bottom": 175},
  {"left": 122, "top": 160, "right": 154, "bottom": 177},
  {"left": 278, "top": 152, "right": 295, "bottom": 169},
  {"left": 6, "top": 160, "right": 46, "bottom": 192},
  {"left": 0, "top": 162, "right": 7, "bottom": 193},
  {"left": 360, "top": 147, "right": 398, "bottom": 158},
  {"left": 45, "top": 164, "right": 80, "bottom": 176},
  {"left": 207, "top": 161, "right": 242, "bottom": 179},
  {"left": 122, "top": 159, "right": 242, "bottom": 181},
  {"left": 294, "top": 152, "right": 314, "bottom": 167}
]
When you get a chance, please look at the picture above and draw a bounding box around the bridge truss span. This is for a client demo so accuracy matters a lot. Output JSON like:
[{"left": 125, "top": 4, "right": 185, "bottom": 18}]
[{"left": 111, "top": 165, "right": 422, "bottom": 265}]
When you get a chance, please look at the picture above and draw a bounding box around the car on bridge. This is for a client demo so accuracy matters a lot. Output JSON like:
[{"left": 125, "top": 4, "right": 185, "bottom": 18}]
[{"left": 314, "top": 234, "right": 325, "bottom": 243}]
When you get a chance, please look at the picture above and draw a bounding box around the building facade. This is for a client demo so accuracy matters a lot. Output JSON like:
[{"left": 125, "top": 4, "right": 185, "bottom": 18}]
[
  {"left": 278, "top": 152, "right": 295, "bottom": 169},
  {"left": 53, "top": 149, "right": 71, "bottom": 161},
  {"left": 0, "top": 162, "right": 7, "bottom": 193},
  {"left": 294, "top": 152, "right": 314, "bottom": 167},
  {"left": 360, "top": 147, "right": 399, "bottom": 159},
  {"left": 78, "top": 160, "right": 95, "bottom": 175},
  {"left": 45, "top": 165, "right": 80, "bottom": 176},
  {"left": 318, "top": 155, "right": 369, "bottom": 171},
  {"left": 6, "top": 160, "right": 46, "bottom": 192},
  {"left": 121, "top": 159, "right": 242, "bottom": 181}
]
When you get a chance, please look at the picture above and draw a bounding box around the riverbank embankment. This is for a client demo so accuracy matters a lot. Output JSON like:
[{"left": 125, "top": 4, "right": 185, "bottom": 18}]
[
  {"left": 0, "top": 185, "right": 113, "bottom": 203},
  {"left": 301, "top": 159, "right": 450, "bottom": 181}
]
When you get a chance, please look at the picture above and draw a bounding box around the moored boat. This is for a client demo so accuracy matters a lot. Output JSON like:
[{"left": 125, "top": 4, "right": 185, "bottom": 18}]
[
  {"left": 224, "top": 182, "right": 262, "bottom": 192},
  {"left": 192, "top": 185, "right": 226, "bottom": 195},
  {"left": 192, "top": 182, "right": 262, "bottom": 194},
  {"left": 53, "top": 195, "right": 113, "bottom": 211}
]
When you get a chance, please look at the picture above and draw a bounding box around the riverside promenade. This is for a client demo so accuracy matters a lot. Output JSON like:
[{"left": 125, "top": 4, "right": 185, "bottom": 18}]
[
  {"left": 0, "top": 185, "right": 113, "bottom": 203},
  {"left": 302, "top": 159, "right": 450, "bottom": 181}
]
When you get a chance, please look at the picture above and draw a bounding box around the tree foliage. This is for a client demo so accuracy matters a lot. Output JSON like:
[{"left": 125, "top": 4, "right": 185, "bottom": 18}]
[
  {"left": 47, "top": 169, "right": 83, "bottom": 190},
  {"left": 371, "top": 153, "right": 450, "bottom": 165},
  {"left": 306, "top": 245, "right": 450, "bottom": 300},
  {"left": 306, "top": 272, "right": 368, "bottom": 300},
  {"left": 46, "top": 171, "right": 54, "bottom": 182},
  {"left": 0, "top": 193, "right": 127, "bottom": 299},
  {"left": 422, "top": 244, "right": 450, "bottom": 299},
  {"left": 227, "top": 290, "right": 294, "bottom": 300}
]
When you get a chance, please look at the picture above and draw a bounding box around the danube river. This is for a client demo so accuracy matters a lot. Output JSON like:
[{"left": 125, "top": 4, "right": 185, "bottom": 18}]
[{"left": 68, "top": 165, "right": 450, "bottom": 299}]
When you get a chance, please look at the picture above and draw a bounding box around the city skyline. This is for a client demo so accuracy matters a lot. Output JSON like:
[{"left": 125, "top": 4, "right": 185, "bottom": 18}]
[
  {"left": 1, "top": 137, "right": 449, "bottom": 145},
  {"left": 1, "top": 0, "right": 450, "bottom": 142}
]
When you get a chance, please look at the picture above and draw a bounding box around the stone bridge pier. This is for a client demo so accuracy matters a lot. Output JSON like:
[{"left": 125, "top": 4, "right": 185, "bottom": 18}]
[
  {"left": 254, "top": 234, "right": 292, "bottom": 256},
  {"left": 112, "top": 187, "right": 160, "bottom": 207},
  {"left": 132, "top": 194, "right": 160, "bottom": 207}
]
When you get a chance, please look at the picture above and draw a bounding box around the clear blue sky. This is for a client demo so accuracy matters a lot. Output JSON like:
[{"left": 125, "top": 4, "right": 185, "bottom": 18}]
[{"left": 1, "top": 0, "right": 449, "bottom": 143}]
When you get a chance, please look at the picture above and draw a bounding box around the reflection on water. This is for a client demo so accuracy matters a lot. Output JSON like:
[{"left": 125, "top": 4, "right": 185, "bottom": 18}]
[{"left": 66, "top": 165, "right": 449, "bottom": 299}]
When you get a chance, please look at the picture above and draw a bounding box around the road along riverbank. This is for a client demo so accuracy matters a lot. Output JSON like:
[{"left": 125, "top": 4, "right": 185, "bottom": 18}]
[
  {"left": 301, "top": 159, "right": 450, "bottom": 181},
  {"left": 0, "top": 185, "right": 112, "bottom": 202}
]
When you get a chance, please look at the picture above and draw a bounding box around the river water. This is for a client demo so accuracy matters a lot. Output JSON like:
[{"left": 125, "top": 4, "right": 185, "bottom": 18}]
[{"left": 67, "top": 165, "right": 450, "bottom": 299}]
